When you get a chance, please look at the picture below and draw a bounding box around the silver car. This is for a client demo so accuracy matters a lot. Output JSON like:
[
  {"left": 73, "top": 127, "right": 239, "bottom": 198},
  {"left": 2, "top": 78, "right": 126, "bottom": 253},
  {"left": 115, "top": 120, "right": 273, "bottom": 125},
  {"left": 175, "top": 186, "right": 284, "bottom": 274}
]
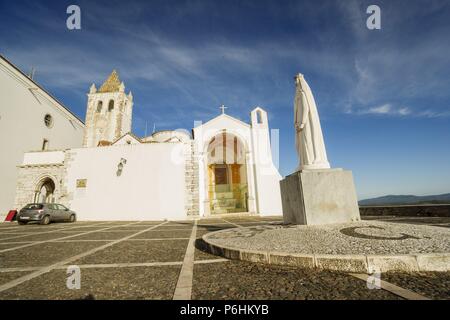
[{"left": 17, "top": 203, "right": 77, "bottom": 225}]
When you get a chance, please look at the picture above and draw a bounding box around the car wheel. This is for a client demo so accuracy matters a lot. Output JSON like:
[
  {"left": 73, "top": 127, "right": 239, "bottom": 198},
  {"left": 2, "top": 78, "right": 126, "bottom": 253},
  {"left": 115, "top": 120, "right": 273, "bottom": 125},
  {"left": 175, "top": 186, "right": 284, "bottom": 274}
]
[
  {"left": 18, "top": 221, "right": 27, "bottom": 225},
  {"left": 40, "top": 215, "right": 50, "bottom": 225},
  {"left": 69, "top": 214, "right": 76, "bottom": 223}
]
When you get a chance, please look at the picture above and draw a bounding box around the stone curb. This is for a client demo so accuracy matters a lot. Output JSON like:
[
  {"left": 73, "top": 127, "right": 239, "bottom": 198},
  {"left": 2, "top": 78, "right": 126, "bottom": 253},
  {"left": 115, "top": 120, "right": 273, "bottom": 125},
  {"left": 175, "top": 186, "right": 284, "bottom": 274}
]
[{"left": 202, "top": 231, "right": 450, "bottom": 273}]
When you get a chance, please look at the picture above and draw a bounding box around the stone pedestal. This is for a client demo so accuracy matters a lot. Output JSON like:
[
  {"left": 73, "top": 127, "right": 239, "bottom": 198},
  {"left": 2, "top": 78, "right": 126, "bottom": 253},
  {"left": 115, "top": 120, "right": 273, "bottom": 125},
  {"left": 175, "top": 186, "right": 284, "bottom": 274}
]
[{"left": 280, "top": 168, "right": 361, "bottom": 225}]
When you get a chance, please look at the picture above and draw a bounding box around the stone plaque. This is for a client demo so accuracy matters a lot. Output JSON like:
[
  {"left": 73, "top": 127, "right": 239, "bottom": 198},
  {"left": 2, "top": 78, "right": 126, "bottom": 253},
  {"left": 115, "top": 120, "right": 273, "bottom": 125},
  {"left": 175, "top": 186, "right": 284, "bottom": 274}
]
[{"left": 76, "top": 179, "right": 87, "bottom": 188}]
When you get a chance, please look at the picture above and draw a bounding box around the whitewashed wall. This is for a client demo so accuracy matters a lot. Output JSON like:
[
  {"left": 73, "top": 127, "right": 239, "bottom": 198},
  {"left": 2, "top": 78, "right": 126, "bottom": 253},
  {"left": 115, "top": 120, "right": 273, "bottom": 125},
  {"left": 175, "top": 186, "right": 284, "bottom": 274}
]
[
  {"left": 22, "top": 151, "right": 65, "bottom": 165},
  {"left": 0, "top": 57, "right": 84, "bottom": 219},
  {"left": 250, "top": 108, "right": 283, "bottom": 216},
  {"left": 66, "top": 143, "right": 187, "bottom": 221}
]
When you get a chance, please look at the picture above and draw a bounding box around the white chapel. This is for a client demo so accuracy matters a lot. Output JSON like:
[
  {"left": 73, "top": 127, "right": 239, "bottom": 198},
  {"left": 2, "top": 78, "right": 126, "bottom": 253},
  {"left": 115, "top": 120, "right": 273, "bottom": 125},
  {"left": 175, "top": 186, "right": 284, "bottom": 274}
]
[{"left": 14, "top": 71, "right": 283, "bottom": 220}]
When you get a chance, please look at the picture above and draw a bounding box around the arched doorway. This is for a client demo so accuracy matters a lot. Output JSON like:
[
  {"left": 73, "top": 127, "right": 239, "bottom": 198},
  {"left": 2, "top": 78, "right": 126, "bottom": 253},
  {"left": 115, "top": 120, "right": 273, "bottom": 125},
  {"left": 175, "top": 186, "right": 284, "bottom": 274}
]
[
  {"left": 34, "top": 177, "right": 56, "bottom": 203},
  {"left": 206, "top": 131, "right": 248, "bottom": 214}
]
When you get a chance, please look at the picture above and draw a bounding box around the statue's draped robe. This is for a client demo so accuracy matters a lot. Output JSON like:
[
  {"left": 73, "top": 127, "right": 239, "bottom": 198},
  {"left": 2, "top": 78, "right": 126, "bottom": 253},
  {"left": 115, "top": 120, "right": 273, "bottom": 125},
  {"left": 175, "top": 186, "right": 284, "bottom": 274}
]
[{"left": 294, "top": 75, "right": 330, "bottom": 171}]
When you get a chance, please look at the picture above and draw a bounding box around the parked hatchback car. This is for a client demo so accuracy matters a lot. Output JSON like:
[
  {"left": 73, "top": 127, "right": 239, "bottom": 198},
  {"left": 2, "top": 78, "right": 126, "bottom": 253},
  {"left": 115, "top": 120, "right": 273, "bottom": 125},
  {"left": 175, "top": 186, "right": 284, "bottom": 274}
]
[{"left": 17, "top": 203, "right": 77, "bottom": 225}]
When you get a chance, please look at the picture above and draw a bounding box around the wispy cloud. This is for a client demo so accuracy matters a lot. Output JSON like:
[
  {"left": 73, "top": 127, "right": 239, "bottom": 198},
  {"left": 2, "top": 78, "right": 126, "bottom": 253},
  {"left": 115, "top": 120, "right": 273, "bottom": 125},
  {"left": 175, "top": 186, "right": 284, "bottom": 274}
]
[
  {"left": 359, "top": 104, "right": 411, "bottom": 116},
  {"left": 355, "top": 103, "right": 450, "bottom": 118},
  {"left": 1, "top": 0, "right": 450, "bottom": 124}
]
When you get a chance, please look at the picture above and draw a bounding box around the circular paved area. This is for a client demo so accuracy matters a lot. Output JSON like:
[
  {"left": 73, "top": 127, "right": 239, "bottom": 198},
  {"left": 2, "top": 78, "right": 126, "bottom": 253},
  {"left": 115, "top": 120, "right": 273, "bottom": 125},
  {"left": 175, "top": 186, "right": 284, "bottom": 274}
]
[{"left": 203, "top": 221, "right": 450, "bottom": 272}]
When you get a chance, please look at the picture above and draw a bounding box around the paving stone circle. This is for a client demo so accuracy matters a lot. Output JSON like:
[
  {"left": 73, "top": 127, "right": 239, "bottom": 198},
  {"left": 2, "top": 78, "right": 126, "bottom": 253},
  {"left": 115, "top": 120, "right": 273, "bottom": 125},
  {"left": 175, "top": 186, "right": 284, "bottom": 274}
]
[{"left": 203, "top": 221, "right": 450, "bottom": 272}]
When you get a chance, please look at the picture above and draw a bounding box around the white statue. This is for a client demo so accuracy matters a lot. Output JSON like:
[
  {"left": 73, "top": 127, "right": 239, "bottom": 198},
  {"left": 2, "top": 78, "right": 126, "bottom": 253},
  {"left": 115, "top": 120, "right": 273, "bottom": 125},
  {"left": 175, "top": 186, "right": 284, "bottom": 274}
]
[{"left": 294, "top": 73, "right": 330, "bottom": 171}]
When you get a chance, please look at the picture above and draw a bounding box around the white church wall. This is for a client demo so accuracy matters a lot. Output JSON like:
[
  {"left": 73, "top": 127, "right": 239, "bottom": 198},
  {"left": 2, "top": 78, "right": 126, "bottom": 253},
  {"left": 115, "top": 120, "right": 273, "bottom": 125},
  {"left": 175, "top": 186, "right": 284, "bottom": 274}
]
[
  {"left": 0, "top": 56, "right": 84, "bottom": 219},
  {"left": 250, "top": 108, "right": 283, "bottom": 216},
  {"left": 66, "top": 143, "right": 187, "bottom": 221},
  {"left": 252, "top": 170, "right": 283, "bottom": 216},
  {"left": 22, "top": 151, "right": 65, "bottom": 166}
]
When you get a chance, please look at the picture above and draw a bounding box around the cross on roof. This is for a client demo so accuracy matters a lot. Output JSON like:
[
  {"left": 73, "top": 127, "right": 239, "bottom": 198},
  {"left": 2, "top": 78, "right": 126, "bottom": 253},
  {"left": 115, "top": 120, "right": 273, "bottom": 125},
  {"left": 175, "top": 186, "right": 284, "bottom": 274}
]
[{"left": 220, "top": 104, "right": 228, "bottom": 114}]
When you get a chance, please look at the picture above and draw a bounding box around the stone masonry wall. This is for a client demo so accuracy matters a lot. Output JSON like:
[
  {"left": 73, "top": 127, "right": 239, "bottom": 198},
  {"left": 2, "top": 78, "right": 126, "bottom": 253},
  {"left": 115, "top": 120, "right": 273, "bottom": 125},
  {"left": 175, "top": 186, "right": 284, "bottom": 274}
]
[
  {"left": 185, "top": 141, "right": 200, "bottom": 217},
  {"left": 360, "top": 205, "right": 450, "bottom": 217},
  {"left": 61, "top": 150, "right": 77, "bottom": 206},
  {"left": 14, "top": 161, "right": 67, "bottom": 210}
]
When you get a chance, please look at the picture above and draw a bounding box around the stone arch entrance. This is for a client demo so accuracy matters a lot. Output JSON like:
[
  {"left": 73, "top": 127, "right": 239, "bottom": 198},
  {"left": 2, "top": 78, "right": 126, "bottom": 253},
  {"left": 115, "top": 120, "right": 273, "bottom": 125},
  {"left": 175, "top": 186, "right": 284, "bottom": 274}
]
[
  {"left": 34, "top": 177, "right": 56, "bottom": 203},
  {"left": 206, "top": 131, "right": 249, "bottom": 214}
]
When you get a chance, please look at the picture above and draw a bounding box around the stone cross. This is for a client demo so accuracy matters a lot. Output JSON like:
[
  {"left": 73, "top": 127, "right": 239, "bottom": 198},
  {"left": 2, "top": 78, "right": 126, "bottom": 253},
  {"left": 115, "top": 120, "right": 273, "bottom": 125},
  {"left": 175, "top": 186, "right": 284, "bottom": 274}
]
[{"left": 220, "top": 104, "right": 227, "bottom": 114}]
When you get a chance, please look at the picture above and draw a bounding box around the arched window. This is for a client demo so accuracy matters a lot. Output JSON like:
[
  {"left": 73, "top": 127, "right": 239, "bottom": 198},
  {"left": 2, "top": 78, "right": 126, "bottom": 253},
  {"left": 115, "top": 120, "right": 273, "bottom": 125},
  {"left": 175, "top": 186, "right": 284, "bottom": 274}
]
[
  {"left": 108, "top": 100, "right": 114, "bottom": 112},
  {"left": 96, "top": 101, "right": 103, "bottom": 113},
  {"left": 257, "top": 110, "right": 263, "bottom": 124}
]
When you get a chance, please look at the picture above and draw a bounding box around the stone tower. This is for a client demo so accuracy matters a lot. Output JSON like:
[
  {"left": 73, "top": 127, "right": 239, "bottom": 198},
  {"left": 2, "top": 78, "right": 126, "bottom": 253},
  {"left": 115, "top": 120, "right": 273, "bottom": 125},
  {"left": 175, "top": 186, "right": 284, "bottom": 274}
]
[{"left": 83, "top": 70, "right": 133, "bottom": 147}]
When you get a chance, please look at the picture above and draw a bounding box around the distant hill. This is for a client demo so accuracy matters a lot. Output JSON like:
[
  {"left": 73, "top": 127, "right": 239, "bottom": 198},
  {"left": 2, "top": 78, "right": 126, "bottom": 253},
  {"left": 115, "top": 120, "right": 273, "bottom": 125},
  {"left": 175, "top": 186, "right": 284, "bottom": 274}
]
[{"left": 359, "top": 193, "right": 450, "bottom": 206}]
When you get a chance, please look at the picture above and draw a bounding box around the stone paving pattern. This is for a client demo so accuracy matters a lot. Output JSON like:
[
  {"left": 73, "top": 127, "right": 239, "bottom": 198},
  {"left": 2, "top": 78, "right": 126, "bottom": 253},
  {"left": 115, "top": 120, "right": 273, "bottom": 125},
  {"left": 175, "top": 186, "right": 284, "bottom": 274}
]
[
  {"left": 192, "top": 261, "right": 400, "bottom": 300},
  {"left": 0, "top": 216, "right": 449, "bottom": 300},
  {"left": 205, "top": 221, "right": 450, "bottom": 255}
]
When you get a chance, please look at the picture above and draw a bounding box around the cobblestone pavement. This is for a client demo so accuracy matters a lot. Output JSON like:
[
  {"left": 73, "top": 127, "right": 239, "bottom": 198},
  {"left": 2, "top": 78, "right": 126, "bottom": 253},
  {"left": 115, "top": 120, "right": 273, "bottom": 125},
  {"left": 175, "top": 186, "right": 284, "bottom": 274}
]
[
  {"left": 0, "top": 216, "right": 448, "bottom": 300},
  {"left": 204, "top": 221, "right": 449, "bottom": 255}
]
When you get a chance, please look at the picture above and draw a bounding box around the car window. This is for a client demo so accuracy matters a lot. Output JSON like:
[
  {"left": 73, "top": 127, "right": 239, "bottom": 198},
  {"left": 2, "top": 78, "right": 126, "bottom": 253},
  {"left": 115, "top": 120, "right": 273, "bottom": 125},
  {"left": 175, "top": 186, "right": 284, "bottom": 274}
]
[
  {"left": 58, "top": 205, "right": 67, "bottom": 210},
  {"left": 24, "top": 204, "right": 43, "bottom": 210}
]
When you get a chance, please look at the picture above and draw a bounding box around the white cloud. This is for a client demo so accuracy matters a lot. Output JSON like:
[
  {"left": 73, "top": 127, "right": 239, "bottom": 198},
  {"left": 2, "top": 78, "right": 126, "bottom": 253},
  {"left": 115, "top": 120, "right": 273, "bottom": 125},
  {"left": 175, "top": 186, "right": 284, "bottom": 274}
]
[
  {"left": 3, "top": 0, "right": 450, "bottom": 122},
  {"left": 367, "top": 104, "right": 392, "bottom": 114},
  {"left": 360, "top": 104, "right": 412, "bottom": 116},
  {"left": 398, "top": 107, "right": 411, "bottom": 116}
]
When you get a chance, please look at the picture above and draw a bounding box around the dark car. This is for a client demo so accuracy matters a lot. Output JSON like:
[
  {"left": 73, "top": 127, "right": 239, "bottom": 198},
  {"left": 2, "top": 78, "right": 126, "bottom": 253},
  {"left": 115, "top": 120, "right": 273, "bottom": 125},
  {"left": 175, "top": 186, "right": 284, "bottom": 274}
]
[{"left": 17, "top": 203, "right": 77, "bottom": 225}]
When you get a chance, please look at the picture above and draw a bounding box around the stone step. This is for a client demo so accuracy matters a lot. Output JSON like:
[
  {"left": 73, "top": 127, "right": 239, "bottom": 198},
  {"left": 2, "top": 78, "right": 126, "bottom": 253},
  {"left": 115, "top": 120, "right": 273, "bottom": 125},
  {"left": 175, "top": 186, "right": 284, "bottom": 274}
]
[
  {"left": 213, "top": 192, "right": 234, "bottom": 199},
  {"left": 213, "top": 205, "right": 237, "bottom": 210},
  {"left": 212, "top": 208, "right": 229, "bottom": 214},
  {"left": 212, "top": 198, "right": 237, "bottom": 207},
  {"left": 212, "top": 208, "right": 246, "bottom": 214}
]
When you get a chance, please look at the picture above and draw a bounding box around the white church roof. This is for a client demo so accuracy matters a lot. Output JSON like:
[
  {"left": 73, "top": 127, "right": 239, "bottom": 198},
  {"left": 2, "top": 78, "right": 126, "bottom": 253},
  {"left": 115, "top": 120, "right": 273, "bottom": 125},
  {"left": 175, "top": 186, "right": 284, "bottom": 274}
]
[
  {"left": 112, "top": 132, "right": 142, "bottom": 145},
  {"left": 194, "top": 113, "right": 250, "bottom": 131}
]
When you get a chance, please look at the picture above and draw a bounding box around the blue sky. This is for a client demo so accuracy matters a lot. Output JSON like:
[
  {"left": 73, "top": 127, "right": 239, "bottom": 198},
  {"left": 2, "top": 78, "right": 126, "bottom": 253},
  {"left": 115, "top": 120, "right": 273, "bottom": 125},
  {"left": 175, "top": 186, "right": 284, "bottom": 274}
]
[{"left": 1, "top": 0, "right": 449, "bottom": 199}]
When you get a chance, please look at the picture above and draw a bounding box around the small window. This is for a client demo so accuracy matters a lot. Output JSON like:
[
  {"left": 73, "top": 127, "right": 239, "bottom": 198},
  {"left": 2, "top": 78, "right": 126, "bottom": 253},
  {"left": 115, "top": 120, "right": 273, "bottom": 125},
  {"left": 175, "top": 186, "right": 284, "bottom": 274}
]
[
  {"left": 108, "top": 100, "right": 114, "bottom": 112},
  {"left": 42, "top": 139, "right": 49, "bottom": 151},
  {"left": 96, "top": 101, "right": 103, "bottom": 113},
  {"left": 257, "top": 111, "right": 263, "bottom": 124},
  {"left": 44, "top": 114, "right": 53, "bottom": 128},
  {"left": 126, "top": 140, "right": 131, "bottom": 145}
]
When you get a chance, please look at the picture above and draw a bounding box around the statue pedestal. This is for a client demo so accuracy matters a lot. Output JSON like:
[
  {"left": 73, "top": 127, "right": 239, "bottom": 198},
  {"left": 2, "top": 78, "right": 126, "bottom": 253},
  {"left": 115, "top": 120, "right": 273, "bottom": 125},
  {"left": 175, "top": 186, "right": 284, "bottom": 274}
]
[{"left": 280, "top": 168, "right": 361, "bottom": 225}]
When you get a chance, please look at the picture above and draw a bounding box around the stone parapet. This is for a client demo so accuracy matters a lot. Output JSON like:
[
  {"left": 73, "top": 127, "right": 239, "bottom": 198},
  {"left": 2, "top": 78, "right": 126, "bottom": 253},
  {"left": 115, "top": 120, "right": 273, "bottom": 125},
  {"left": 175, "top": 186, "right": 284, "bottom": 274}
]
[{"left": 360, "top": 205, "right": 450, "bottom": 217}]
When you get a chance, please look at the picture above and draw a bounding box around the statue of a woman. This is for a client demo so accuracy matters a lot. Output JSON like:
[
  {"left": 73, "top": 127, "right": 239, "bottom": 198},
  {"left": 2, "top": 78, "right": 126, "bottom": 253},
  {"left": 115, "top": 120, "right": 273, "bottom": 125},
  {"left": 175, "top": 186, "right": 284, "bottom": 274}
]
[{"left": 294, "top": 73, "right": 330, "bottom": 171}]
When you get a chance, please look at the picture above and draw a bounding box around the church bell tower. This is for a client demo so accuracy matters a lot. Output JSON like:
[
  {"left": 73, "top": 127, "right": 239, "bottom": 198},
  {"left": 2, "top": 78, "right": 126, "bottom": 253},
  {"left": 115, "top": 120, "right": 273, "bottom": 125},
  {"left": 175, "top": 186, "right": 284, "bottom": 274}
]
[{"left": 83, "top": 70, "right": 133, "bottom": 147}]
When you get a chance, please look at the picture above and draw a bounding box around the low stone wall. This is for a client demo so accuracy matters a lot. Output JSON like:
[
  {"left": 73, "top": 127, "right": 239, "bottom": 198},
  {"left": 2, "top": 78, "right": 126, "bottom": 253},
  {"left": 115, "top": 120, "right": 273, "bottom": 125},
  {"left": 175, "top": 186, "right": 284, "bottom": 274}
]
[{"left": 359, "top": 205, "right": 450, "bottom": 217}]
